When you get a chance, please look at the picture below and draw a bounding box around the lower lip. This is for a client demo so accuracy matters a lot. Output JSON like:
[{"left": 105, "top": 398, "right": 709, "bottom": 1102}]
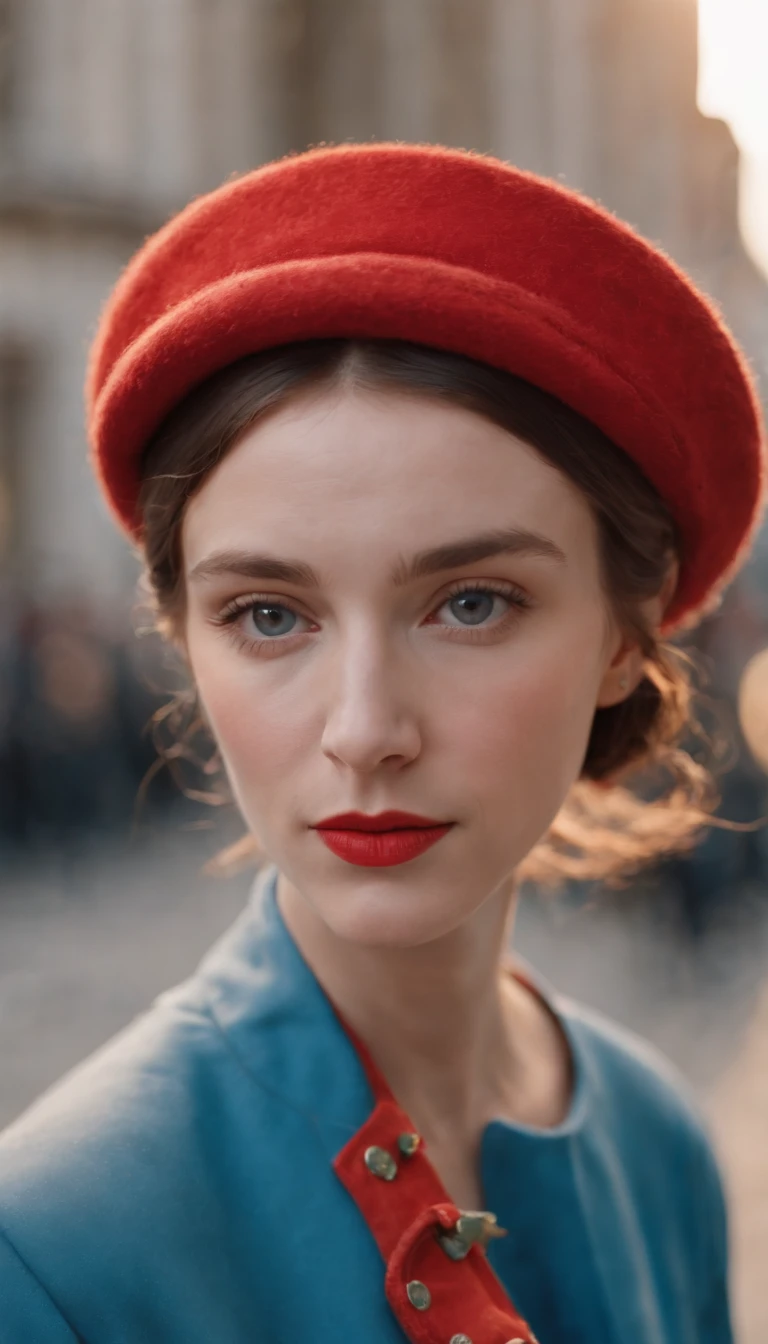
[{"left": 314, "top": 825, "right": 453, "bottom": 867}]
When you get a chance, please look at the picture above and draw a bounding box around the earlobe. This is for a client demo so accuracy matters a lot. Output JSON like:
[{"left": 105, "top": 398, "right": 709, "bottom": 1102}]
[
  {"left": 596, "top": 660, "right": 634, "bottom": 708},
  {"left": 597, "top": 685, "right": 623, "bottom": 709}
]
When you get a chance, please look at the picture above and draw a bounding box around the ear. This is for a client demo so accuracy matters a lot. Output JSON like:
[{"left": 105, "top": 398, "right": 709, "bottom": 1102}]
[{"left": 596, "top": 557, "right": 679, "bottom": 708}]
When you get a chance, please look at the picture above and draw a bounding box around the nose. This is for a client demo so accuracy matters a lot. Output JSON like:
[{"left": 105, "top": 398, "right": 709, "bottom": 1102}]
[{"left": 320, "top": 636, "right": 422, "bottom": 775}]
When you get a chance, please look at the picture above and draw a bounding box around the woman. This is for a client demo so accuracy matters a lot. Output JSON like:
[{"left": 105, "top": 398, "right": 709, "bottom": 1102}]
[{"left": 0, "top": 142, "right": 764, "bottom": 1343}]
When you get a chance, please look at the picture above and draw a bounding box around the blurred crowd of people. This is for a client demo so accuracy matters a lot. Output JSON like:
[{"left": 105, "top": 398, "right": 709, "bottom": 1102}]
[
  {"left": 0, "top": 589, "right": 180, "bottom": 860},
  {"left": 664, "top": 578, "right": 768, "bottom": 935}
]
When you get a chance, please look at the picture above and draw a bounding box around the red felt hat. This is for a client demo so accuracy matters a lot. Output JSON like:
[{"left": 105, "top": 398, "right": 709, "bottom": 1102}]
[{"left": 86, "top": 141, "right": 767, "bottom": 633}]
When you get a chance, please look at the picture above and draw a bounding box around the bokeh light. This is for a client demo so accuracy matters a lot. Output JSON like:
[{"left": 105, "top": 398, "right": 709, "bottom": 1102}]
[{"left": 738, "top": 646, "right": 768, "bottom": 772}]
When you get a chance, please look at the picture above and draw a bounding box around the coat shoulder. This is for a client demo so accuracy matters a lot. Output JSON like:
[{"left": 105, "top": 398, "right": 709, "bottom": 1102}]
[{"left": 0, "top": 976, "right": 232, "bottom": 1224}]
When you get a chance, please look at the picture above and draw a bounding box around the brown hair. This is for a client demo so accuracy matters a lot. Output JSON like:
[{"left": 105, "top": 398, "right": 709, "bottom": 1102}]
[{"left": 138, "top": 338, "right": 735, "bottom": 889}]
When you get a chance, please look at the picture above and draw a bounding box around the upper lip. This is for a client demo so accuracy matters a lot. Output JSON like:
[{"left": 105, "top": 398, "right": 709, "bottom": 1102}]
[{"left": 313, "top": 810, "right": 450, "bottom": 832}]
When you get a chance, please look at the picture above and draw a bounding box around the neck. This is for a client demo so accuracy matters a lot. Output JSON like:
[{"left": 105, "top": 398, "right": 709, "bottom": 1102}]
[{"left": 275, "top": 871, "right": 524, "bottom": 1145}]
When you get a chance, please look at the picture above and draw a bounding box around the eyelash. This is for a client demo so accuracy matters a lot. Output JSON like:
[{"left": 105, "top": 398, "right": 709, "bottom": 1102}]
[{"left": 212, "top": 580, "right": 533, "bottom": 656}]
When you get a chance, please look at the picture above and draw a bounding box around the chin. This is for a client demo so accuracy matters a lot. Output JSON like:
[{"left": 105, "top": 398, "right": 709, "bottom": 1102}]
[{"left": 313, "top": 877, "right": 475, "bottom": 949}]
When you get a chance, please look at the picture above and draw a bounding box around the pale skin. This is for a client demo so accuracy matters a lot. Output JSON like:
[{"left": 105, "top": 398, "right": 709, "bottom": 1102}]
[{"left": 181, "top": 382, "right": 677, "bottom": 1211}]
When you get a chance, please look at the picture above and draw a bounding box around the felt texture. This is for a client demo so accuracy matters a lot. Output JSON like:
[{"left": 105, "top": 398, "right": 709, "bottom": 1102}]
[
  {"left": 85, "top": 141, "right": 767, "bottom": 633},
  {"left": 332, "top": 1013, "right": 538, "bottom": 1343}
]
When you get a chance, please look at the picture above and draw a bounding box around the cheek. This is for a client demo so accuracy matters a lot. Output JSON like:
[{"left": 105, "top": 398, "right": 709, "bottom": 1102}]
[
  {"left": 188, "top": 642, "right": 310, "bottom": 799},
  {"left": 452, "top": 637, "right": 601, "bottom": 797}
]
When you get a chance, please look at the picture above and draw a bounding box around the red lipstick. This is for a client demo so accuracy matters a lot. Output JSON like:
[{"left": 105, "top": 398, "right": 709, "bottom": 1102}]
[{"left": 312, "top": 810, "right": 453, "bottom": 867}]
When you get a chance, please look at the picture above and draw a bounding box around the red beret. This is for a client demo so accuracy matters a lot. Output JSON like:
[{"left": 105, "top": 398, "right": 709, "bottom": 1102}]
[{"left": 86, "top": 141, "right": 767, "bottom": 633}]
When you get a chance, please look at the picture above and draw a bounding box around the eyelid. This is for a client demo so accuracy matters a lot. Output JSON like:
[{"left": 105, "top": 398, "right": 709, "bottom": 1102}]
[
  {"left": 441, "top": 576, "right": 531, "bottom": 599},
  {"left": 216, "top": 591, "right": 313, "bottom": 623}
]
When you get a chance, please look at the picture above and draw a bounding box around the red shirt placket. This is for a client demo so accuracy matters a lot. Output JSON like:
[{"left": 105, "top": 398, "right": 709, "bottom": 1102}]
[{"left": 332, "top": 1012, "right": 540, "bottom": 1344}]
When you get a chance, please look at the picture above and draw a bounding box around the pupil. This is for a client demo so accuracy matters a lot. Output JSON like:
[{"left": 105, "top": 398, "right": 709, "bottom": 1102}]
[{"left": 451, "top": 592, "right": 494, "bottom": 626}]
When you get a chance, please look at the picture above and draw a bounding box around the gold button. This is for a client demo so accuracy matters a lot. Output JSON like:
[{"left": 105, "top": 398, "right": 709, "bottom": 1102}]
[
  {"left": 406, "top": 1280, "right": 431, "bottom": 1310},
  {"left": 438, "top": 1209, "right": 509, "bottom": 1260},
  {"left": 397, "top": 1131, "right": 421, "bottom": 1157},
  {"left": 363, "top": 1145, "right": 397, "bottom": 1180},
  {"left": 455, "top": 1210, "right": 508, "bottom": 1248}
]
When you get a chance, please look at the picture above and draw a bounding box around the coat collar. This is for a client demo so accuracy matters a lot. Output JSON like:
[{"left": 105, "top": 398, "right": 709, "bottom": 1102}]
[
  {"left": 195, "top": 861, "right": 543, "bottom": 1344},
  {"left": 195, "top": 862, "right": 376, "bottom": 1154}
]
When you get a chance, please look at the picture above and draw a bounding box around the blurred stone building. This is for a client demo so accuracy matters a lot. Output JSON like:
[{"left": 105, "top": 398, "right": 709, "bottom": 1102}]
[{"left": 0, "top": 0, "right": 766, "bottom": 606}]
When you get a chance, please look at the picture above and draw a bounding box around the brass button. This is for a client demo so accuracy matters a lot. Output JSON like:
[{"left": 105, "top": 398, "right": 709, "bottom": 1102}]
[
  {"left": 438, "top": 1209, "right": 508, "bottom": 1259},
  {"left": 363, "top": 1145, "right": 397, "bottom": 1180},
  {"left": 397, "top": 1131, "right": 421, "bottom": 1157},
  {"left": 450, "top": 1336, "right": 474, "bottom": 1344},
  {"left": 455, "top": 1210, "right": 508, "bottom": 1248},
  {"left": 406, "top": 1280, "right": 431, "bottom": 1310}
]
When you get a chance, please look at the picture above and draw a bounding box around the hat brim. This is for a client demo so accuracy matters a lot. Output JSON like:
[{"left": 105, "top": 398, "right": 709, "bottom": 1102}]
[{"left": 91, "top": 250, "right": 764, "bottom": 633}]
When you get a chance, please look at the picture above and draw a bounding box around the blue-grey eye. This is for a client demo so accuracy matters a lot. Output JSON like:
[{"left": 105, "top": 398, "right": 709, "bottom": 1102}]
[
  {"left": 447, "top": 590, "right": 499, "bottom": 626},
  {"left": 250, "top": 603, "right": 297, "bottom": 637}
]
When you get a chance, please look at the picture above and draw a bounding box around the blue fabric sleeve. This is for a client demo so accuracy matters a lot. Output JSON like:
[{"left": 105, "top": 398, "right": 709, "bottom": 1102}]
[
  {"left": 695, "top": 1136, "right": 735, "bottom": 1344},
  {"left": 0, "top": 1228, "right": 78, "bottom": 1341}
]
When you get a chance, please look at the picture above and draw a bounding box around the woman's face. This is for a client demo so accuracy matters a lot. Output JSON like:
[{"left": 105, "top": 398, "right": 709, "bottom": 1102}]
[{"left": 182, "top": 385, "right": 629, "bottom": 947}]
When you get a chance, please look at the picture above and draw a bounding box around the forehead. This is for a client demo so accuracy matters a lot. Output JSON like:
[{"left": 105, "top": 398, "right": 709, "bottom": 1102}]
[{"left": 182, "top": 385, "right": 596, "bottom": 568}]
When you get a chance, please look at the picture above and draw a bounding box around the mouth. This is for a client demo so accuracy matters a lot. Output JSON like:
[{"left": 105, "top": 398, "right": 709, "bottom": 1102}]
[{"left": 311, "top": 811, "right": 454, "bottom": 868}]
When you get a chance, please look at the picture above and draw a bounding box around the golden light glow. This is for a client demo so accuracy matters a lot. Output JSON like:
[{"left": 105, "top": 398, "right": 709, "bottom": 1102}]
[
  {"left": 698, "top": 0, "right": 768, "bottom": 156},
  {"left": 738, "top": 647, "right": 768, "bottom": 773},
  {"left": 698, "top": 0, "right": 768, "bottom": 277}
]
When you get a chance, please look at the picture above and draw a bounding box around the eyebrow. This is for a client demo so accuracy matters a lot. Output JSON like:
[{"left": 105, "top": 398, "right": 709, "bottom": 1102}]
[{"left": 188, "top": 526, "right": 567, "bottom": 588}]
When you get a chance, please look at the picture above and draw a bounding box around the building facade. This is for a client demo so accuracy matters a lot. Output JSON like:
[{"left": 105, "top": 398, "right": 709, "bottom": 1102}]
[{"left": 0, "top": 0, "right": 765, "bottom": 604}]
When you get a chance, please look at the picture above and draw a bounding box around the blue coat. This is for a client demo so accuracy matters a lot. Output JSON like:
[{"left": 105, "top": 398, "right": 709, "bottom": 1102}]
[{"left": 0, "top": 864, "right": 732, "bottom": 1342}]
